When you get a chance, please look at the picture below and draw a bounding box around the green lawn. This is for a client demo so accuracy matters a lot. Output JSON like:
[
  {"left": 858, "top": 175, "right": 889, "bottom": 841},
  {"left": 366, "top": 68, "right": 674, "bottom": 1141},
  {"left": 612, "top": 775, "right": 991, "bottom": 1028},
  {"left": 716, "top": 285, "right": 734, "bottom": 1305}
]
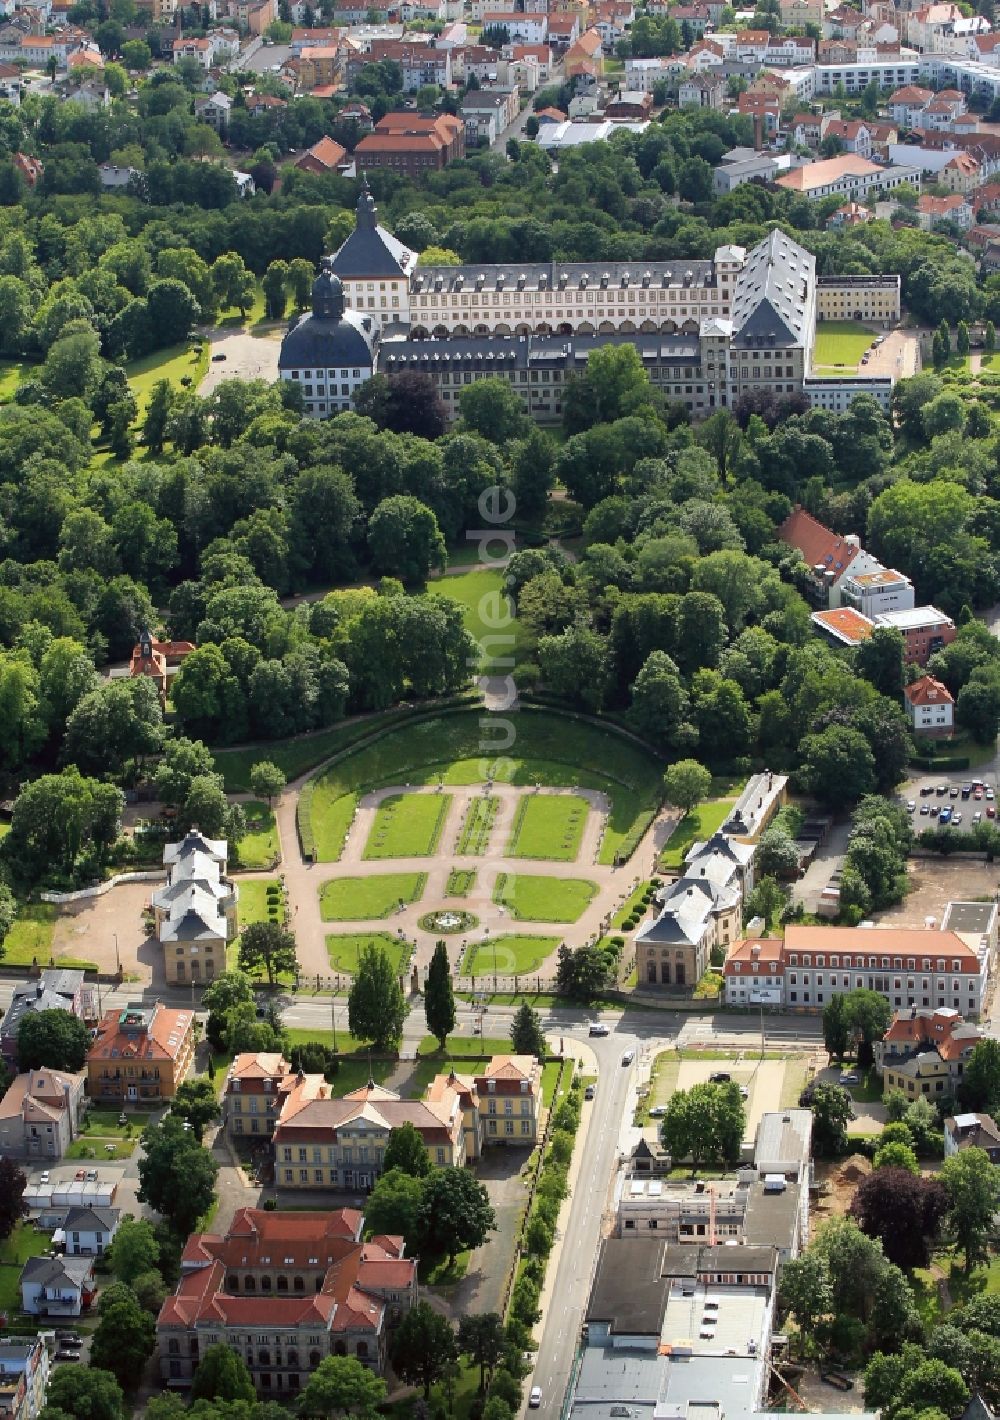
[
  {"left": 125, "top": 342, "right": 209, "bottom": 415},
  {"left": 227, "top": 878, "right": 283, "bottom": 971},
  {"left": 507, "top": 793, "right": 588, "bottom": 861},
  {"left": 0, "top": 1224, "right": 49, "bottom": 1316},
  {"left": 67, "top": 1137, "right": 136, "bottom": 1160},
  {"left": 320, "top": 872, "right": 427, "bottom": 920},
  {"left": 80, "top": 1107, "right": 151, "bottom": 1136},
  {"left": 325, "top": 931, "right": 412, "bottom": 977},
  {"left": 914, "top": 1250, "right": 1000, "bottom": 1327},
  {"left": 493, "top": 873, "right": 597, "bottom": 923},
  {"left": 428, "top": 569, "right": 524, "bottom": 673},
  {"left": 214, "top": 706, "right": 418, "bottom": 793},
  {"left": 302, "top": 708, "right": 663, "bottom": 865},
  {"left": 455, "top": 795, "right": 498, "bottom": 854},
  {"left": 460, "top": 934, "right": 558, "bottom": 976},
  {"left": 0, "top": 360, "right": 31, "bottom": 404},
  {"left": 812, "top": 320, "right": 875, "bottom": 372},
  {"left": 3, "top": 904, "right": 58, "bottom": 967},
  {"left": 363, "top": 793, "right": 452, "bottom": 859},
  {"left": 659, "top": 798, "right": 737, "bottom": 870},
  {"left": 233, "top": 800, "right": 279, "bottom": 870},
  {"left": 446, "top": 868, "right": 476, "bottom": 897}
]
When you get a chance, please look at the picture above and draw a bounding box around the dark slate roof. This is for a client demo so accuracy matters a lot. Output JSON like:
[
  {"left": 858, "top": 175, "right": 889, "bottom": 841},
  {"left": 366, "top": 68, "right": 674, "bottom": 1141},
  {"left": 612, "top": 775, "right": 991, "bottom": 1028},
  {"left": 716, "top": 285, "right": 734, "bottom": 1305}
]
[
  {"left": 382, "top": 331, "right": 702, "bottom": 372},
  {"left": 61, "top": 1206, "right": 119, "bottom": 1233},
  {"left": 279, "top": 310, "right": 378, "bottom": 371},
  {"left": 730, "top": 228, "right": 814, "bottom": 350},
  {"left": 329, "top": 183, "right": 415, "bottom": 279}
]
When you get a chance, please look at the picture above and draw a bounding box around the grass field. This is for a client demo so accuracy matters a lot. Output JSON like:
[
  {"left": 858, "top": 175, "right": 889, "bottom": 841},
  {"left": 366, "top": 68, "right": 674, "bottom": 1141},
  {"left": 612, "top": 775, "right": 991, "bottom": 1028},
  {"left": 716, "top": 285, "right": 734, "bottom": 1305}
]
[
  {"left": 455, "top": 795, "right": 497, "bottom": 854},
  {"left": 446, "top": 868, "right": 476, "bottom": 897},
  {"left": 812, "top": 320, "right": 874, "bottom": 372},
  {"left": 460, "top": 934, "right": 558, "bottom": 976},
  {"left": 0, "top": 1224, "right": 49, "bottom": 1316},
  {"left": 3, "top": 904, "right": 58, "bottom": 967},
  {"left": 214, "top": 706, "right": 418, "bottom": 793},
  {"left": 302, "top": 709, "right": 663, "bottom": 865},
  {"left": 363, "top": 793, "right": 452, "bottom": 859},
  {"left": 67, "top": 1136, "right": 136, "bottom": 1160},
  {"left": 320, "top": 872, "right": 426, "bottom": 920},
  {"left": 428, "top": 569, "right": 524, "bottom": 672},
  {"left": 326, "top": 931, "right": 412, "bottom": 977},
  {"left": 126, "top": 342, "right": 210, "bottom": 415},
  {"left": 227, "top": 878, "right": 283, "bottom": 971},
  {"left": 660, "top": 798, "right": 737, "bottom": 870},
  {"left": 0, "top": 361, "right": 30, "bottom": 403},
  {"left": 507, "top": 793, "right": 588, "bottom": 861},
  {"left": 493, "top": 873, "right": 598, "bottom": 923},
  {"left": 233, "top": 800, "right": 279, "bottom": 869}
]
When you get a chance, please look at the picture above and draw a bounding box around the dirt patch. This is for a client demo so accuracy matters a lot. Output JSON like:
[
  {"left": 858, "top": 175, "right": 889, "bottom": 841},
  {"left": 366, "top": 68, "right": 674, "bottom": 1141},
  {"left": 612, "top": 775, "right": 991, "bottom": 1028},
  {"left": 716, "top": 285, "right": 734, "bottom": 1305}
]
[
  {"left": 50, "top": 881, "right": 161, "bottom": 984},
  {"left": 199, "top": 326, "right": 282, "bottom": 397},
  {"left": 812, "top": 1153, "right": 870, "bottom": 1219},
  {"left": 873, "top": 855, "right": 998, "bottom": 929}
]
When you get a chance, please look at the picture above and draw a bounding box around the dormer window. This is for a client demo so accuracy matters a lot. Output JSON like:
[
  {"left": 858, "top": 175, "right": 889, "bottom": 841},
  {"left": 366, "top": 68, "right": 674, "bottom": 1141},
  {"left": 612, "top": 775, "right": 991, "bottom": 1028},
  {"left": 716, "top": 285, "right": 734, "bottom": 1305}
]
[{"left": 487, "top": 1079, "right": 495, "bottom": 1092}]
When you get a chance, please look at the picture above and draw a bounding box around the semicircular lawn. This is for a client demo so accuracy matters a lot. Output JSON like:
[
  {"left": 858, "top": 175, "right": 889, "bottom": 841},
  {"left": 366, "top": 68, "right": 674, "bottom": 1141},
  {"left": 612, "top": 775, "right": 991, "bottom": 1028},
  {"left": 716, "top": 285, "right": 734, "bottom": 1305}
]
[
  {"left": 319, "top": 872, "right": 427, "bottom": 921},
  {"left": 460, "top": 934, "right": 558, "bottom": 977},
  {"left": 493, "top": 873, "right": 598, "bottom": 923},
  {"left": 326, "top": 931, "right": 412, "bottom": 977},
  {"left": 301, "top": 709, "right": 662, "bottom": 866}
]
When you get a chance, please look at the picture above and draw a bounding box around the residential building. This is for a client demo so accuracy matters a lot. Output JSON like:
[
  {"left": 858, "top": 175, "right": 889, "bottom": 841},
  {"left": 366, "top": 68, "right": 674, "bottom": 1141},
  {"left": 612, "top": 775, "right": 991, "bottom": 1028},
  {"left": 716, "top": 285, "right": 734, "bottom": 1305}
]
[
  {"left": 942, "top": 900, "right": 999, "bottom": 958},
  {"left": 353, "top": 111, "right": 465, "bottom": 177},
  {"left": 0, "top": 1069, "right": 85, "bottom": 1160},
  {"left": 606, "top": 89, "right": 654, "bottom": 119},
  {"left": 86, "top": 1002, "right": 196, "bottom": 1104},
  {"left": 157, "top": 1208, "right": 416, "bottom": 1390},
  {"left": 481, "top": 8, "right": 547, "bottom": 41},
  {"left": 172, "top": 34, "right": 214, "bottom": 67},
  {"left": 804, "top": 373, "right": 894, "bottom": 412},
  {"left": 875, "top": 605, "right": 956, "bottom": 663},
  {"left": 0, "top": 62, "right": 20, "bottom": 105},
  {"left": 720, "top": 771, "right": 788, "bottom": 845},
  {"left": 678, "top": 71, "right": 726, "bottom": 108},
  {"left": 827, "top": 200, "right": 876, "bottom": 226},
  {"left": 775, "top": 153, "right": 921, "bottom": 200},
  {"left": 474, "top": 1055, "right": 540, "bottom": 1146},
  {"left": 0, "top": 1339, "right": 48, "bottom": 1420},
  {"left": 724, "top": 924, "right": 987, "bottom": 1016},
  {"left": 811, "top": 605, "right": 876, "bottom": 648},
  {"left": 839, "top": 565, "right": 915, "bottom": 617},
  {"left": 904, "top": 674, "right": 955, "bottom": 735},
  {"left": 154, "top": 829, "right": 237, "bottom": 986},
  {"left": 781, "top": 508, "right": 882, "bottom": 608},
  {"left": 822, "top": 117, "right": 873, "bottom": 156},
  {"left": 223, "top": 1051, "right": 292, "bottom": 1138},
  {"left": 194, "top": 90, "right": 231, "bottom": 132},
  {"left": 426, "top": 1067, "right": 483, "bottom": 1159},
  {"left": 98, "top": 163, "right": 138, "bottom": 190},
  {"left": 461, "top": 86, "right": 518, "bottom": 143},
  {"left": 278, "top": 263, "right": 381, "bottom": 419},
  {"left": 0, "top": 971, "right": 85, "bottom": 1069},
  {"left": 129, "top": 626, "right": 195, "bottom": 704},
  {"left": 813, "top": 57, "right": 921, "bottom": 95},
  {"left": 20, "top": 1255, "right": 95, "bottom": 1318},
  {"left": 780, "top": 0, "right": 823, "bottom": 26},
  {"left": 875, "top": 1005, "right": 981, "bottom": 1097},
  {"left": 945, "top": 1112, "right": 1000, "bottom": 1161},
  {"left": 916, "top": 191, "right": 975, "bottom": 227},
  {"left": 58, "top": 1205, "right": 119, "bottom": 1256},
  {"left": 293, "top": 135, "right": 347, "bottom": 173}
]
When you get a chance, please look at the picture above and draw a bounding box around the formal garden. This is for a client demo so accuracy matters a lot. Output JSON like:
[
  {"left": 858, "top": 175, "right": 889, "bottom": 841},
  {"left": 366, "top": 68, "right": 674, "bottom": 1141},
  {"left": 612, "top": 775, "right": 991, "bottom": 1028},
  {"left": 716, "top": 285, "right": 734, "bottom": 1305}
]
[{"left": 492, "top": 873, "right": 598, "bottom": 924}]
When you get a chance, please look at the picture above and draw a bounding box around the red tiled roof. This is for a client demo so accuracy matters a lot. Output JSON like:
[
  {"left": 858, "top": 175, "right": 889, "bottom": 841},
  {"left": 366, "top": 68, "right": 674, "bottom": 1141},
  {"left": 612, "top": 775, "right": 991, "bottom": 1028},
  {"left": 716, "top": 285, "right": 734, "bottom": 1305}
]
[
  {"left": 904, "top": 674, "right": 955, "bottom": 707},
  {"left": 777, "top": 506, "right": 863, "bottom": 576}
]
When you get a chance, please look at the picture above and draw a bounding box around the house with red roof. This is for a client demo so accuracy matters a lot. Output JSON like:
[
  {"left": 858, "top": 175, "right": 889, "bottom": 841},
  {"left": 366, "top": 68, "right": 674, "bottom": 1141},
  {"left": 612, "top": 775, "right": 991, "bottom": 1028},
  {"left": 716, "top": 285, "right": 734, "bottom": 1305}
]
[
  {"left": 157, "top": 1207, "right": 416, "bottom": 1390},
  {"left": 904, "top": 674, "right": 954, "bottom": 735},
  {"left": 776, "top": 506, "right": 885, "bottom": 608},
  {"left": 293, "top": 134, "right": 348, "bottom": 174},
  {"left": 875, "top": 1005, "right": 982, "bottom": 1097}
]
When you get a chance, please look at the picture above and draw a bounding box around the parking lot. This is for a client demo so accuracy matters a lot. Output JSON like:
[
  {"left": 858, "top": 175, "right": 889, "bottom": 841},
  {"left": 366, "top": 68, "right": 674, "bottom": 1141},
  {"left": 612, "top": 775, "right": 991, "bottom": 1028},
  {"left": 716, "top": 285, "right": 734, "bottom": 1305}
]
[{"left": 901, "top": 774, "right": 998, "bottom": 834}]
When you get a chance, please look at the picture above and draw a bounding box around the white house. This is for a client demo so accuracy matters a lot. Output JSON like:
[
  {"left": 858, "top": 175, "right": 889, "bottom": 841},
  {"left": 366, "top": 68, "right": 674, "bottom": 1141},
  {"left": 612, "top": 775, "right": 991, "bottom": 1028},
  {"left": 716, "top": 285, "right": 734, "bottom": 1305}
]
[
  {"left": 904, "top": 674, "right": 955, "bottom": 735},
  {"left": 20, "top": 1255, "right": 95, "bottom": 1318},
  {"left": 58, "top": 1205, "right": 119, "bottom": 1257}
]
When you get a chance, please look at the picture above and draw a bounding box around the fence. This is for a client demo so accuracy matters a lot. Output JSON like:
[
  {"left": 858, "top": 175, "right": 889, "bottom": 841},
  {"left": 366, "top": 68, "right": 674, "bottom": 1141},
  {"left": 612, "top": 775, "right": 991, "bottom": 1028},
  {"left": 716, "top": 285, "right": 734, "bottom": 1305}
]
[{"left": 40, "top": 870, "right": 166, "bottom": 904}]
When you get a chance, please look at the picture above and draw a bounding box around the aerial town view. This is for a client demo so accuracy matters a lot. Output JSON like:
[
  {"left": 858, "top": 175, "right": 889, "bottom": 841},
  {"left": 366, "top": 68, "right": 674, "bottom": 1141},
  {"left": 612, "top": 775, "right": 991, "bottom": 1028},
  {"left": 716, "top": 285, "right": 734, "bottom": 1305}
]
[{"left": 8, "top": 1, "right": 1000, "bottom": 1419}]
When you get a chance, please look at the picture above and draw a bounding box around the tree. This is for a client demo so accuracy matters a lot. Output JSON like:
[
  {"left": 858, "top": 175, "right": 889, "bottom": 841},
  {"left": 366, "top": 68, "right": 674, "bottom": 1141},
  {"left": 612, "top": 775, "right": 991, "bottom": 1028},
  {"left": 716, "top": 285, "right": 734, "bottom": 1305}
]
[
  {"left": 986, "top": 321, "right": 996, "bottom": 356},
  {"left": 122, "top": 38, "right": 151, "bottom": 68},
  {"left": 662, "top": 758, "right": 711, "bottom": 816},
  {"left": 843, "top": 988, "right": 893, "bottom": 1067},
  {"left": 424, "top": 938, "right": 455, "bottom": 1050},
  {"left": 957, "top": 674, "right": 1000, "bottom": 744},
  {"left": 417, "top": 1168, "right": 497, "bottom": 1265},
  {"left": 136, "top": 1117, "right": 218, "bottom": 1236},
  {"left": 850, "top": 1167, "right": 948, "bottom": 1270},
  {"left": 190, "top": 1345, "right": 255, "bottom": 1404},
  {"left": 383, "top": 1122, "right": 431, "bottom": 1178},
  {"left": 17, "top": 1010, "right": 90, "bottom": 1071},
  {"left": 822, "top": 995, "right": 851, "bottom": 1060},
  {"left": 5, "top": 769, "right": 122, "bottom": 886},
  {"left": 941, "top": 1147, "right": 1000, "bottom": 1271},
  {"left": 799, "top": 725, "right": 877, "bottom": 807},
  {"left": 297, "top": 1355, "right": 387, "bottom": 1419},
  {"left": 109, "top": 1218, "right": 159, "bottom": 1285},
  {"left": 89, "top": 1284, "right": 155, "bottom": 1392},
  {"left": 778, "top": 1251, "right": 833, "bottom": 1357},
  {"left": 41, "top": 1369, "right": 123, "bottom": 1420},
  {"left": 0, "top": 1156, "right": 28, "bottom": 1241},
  {"left": 661, "top": 1082, "right": 745, "bottom": 1167},
  {"left": 958, "top": 321, "right": 971, "bottom": 358},
  {"left": 554, "top": 944, "right": 609, "bottom": 1003},
  {"left": 873, "top": 1140, "right": 919, "bottom": 1173},
  {"left": 510, "top": 1003, "right": 546, "bottom": 1059},
  {"left": 855, "top": 626, "right": 905, "bottom": 701},
  {"left": 143, "top": 379, "right": 172, "bottom": 454},
  {"left": 348, "top": 941, "right": 406, "bottom": 1049},
  {"left": 391, "top": 1302, "right": 459, "bottom": 1399},
  {"left": 368, "top": 495, "right": 446, "bottom": 585},
  {"left": 202, "top": 969, "right": 255, "bottom": 1050},
  {"left": 238, "top": 920, "right": 297, "bottom": 987},
  {"left": 262, "top": 260, "right": 288, "bottom": 321},
  {"left": 807, "top": 1083, "right": 853, "bottom": 1157},
  {"left": 363, "top": 1167, "right": 424, "bottom": 1250},
  {"left": 961, "top": 1039, "right": 1000, "bottom": 1114},
  {"left": 211, "top": 252, "right": 255, "bottom": 317},
  {"left": 249, "top": 760, "right": 285, "bottom": 807},
  {"left": 458, "top": 378, "right": 529, "bottom": 444},
  {"left": 153, "top": 736, "right": 216, "bottom": 809},
  {"left": 459, "top": 1313, "right": 506, "bottom": 1394},
  {"left": 756, "top": 825, "right": 799, "bottom": 879},
  {"left": 170, "top": 1078, "right": 221, "bottom": 1142}
]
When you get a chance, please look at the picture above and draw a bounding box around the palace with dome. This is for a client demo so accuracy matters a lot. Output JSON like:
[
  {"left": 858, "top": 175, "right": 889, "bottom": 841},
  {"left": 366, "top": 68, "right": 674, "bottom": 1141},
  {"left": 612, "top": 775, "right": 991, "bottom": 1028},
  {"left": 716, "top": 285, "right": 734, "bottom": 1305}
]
[{"left": 278, "top": 181, "right": 902, "bottom": 424}]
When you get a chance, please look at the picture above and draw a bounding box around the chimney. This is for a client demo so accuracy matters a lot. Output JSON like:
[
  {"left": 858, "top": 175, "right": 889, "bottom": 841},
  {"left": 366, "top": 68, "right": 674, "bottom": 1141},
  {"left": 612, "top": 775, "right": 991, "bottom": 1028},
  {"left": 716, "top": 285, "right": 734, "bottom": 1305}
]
[{"left": 753, "top": 112, "right": 764, "bottom": 150}]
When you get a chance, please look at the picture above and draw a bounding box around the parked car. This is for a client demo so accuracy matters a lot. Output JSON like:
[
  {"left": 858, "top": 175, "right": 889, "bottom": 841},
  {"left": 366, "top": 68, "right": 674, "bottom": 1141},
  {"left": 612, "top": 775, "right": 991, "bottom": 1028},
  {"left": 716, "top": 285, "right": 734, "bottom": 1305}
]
[
  {"left": 211, "top": 352, "right": 226, "bottom": 362},
  {"left": 839, "top": 1071, "right": 859, "bottom": 1085},
  {"left": 989, "top": 806, "right": 997, "bottom": 819},
  {"left": 962, "top": 784, "right": 972, "bottom": 798},
  {"left": 939, "top": 807, "right": 952, "bottom": 824},
  {"left": 622, "top": 1050, "right": 635, "bottom": 1066},
  {"left": 529, "top": 1388, "right": 542, "bottom": 1409},
  {"left": 584, "top": 1084, "right": 596, "bottom": 1100},
  {"left": 952, "top": 812, "right": 963, "bottom": 825},
  {"left": 920, "top": 785, "right": 934, "bottom": 796},
  {"left": 950, "top": 785, "right": 960, "bottom": 798},
  {"left": 39, "top": 1171, "right": 49, "bottom": 1185},
  {"left": 974, "top": 811, "right": 983, "bottom": 824},
  {"left": 906, "top": 800, "right": 915, "bottom": 812},
  {"left": 936, "top": 783, "right": 948, "bottom": 796},
  {"left": 649, "top": 1105, "right": 668, "bottom": 1117},
  {"left": 975, "top": 787, "right": 984, "bottom": 800},
  {"left": 709, "top": 1071, "right": 731, "bottom": 1083},
  {"left": 739, "top": 1085, "right": 749, "bottom": 1099},
  {"left": 920, "top": 804, "right": 930, "bottom": 815},
  {"left": 588, "top": 1023, "right": 609, "bottom": 1037},
  {"left": 988, "top": 788, "right": 996, "bottom": 801}
]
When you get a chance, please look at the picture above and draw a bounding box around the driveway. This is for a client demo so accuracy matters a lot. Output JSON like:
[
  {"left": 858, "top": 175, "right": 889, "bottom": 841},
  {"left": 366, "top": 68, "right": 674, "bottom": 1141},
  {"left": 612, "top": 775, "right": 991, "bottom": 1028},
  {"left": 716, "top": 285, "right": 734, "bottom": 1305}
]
[
  {"left": 199, "top": 325, "right": 283, "bottom": 397},
  {"left": 442, "top": 1147, "right": 534, "bottom": 1318},
  {"left": 791, "top": 820, "right": 851, "bottom": 914}
]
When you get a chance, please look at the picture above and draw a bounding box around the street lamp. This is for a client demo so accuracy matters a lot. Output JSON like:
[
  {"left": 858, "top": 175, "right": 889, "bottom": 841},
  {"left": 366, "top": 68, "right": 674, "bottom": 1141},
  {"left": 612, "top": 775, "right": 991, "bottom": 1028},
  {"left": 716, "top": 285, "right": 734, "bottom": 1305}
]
[
  {"left": 331, "top": 998, "right": 338, "bottom": 1052},
  {"left": 113, "top": 933, "right": 120, "bottom": 975}
]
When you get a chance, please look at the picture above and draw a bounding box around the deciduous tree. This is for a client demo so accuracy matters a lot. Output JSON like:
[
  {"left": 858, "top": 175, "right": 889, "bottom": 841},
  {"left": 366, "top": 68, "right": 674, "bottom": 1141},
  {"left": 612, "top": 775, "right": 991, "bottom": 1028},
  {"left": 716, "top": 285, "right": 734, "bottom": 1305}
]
[
  {"left": 383, "top": 1122, "right": 431, "bottom": 1178},
  {"left": 849, "top": 1167, "right": 948, "bottom": 1269},
  {"left": 17, "top": 1010, "right": 90, "bottom": 1071},
  {"left": 348, "top": 941, "right": 406, "bottom": 1049},
  {"left": 662, "top": 758, "right": 711, "bottom": 816},
  {"left": 190, "top": 1345, "right": 255, "bottom": 1404},
  {"left": 237, "top": 920, "right": 297, "bottom": 987},
  {"left": 170, "top": 1078, "right": 221, "bottom": 1142},
  {"left": 0, "top": 1156, "right": 28, "bottom": 1241},
  {"left": 417, "top": 1168, "right": 497, "bottom": 1266},
  {"left": 391, "top": 1302, "right": 458, "bottom": 1399},
  {"left": 941, "top": 1146, "right": 1000, "bottom": 1271},
  {"left": 136, "top": 1118, "right": 218, "bottom": 1237},
  {"left": 297, "top": 1355, "right": 387, "bottom": 1419}
]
